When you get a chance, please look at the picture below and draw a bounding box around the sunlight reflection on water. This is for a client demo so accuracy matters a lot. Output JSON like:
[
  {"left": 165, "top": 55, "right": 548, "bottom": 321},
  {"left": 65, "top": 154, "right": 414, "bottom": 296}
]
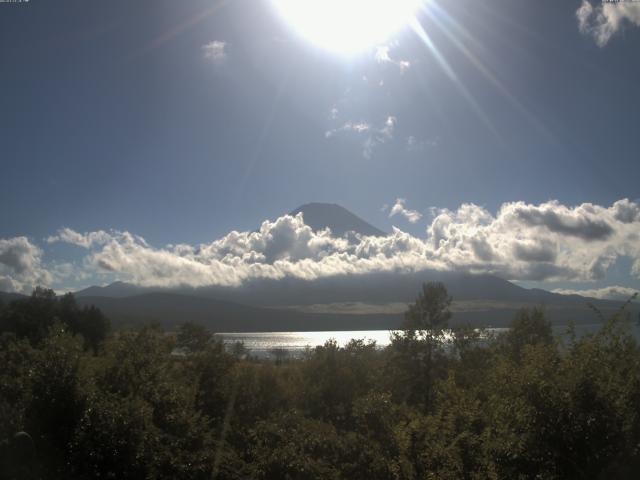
[
  {"left": 217, "top": 329, "right": 494, "bottom": 358},
  {"left": 218, "top": 323, "right": 640, "bottom": 358}
]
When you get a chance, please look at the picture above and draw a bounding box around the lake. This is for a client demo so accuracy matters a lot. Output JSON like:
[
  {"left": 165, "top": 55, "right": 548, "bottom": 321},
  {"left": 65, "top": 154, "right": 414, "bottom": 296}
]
[
  {"left": 218, "top": 330, "right": 399, "bottom": 357},
  {"left": 218, "top": 323, "right": 640, "bottom": 358}
]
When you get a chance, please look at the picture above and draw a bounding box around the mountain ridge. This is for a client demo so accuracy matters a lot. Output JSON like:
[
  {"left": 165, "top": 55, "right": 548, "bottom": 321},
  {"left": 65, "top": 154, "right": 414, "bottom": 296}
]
[
  {"left": 3, "top": 203, "right": 638, "bottom": 330},
  {"left": 289, "top": 202, "right": 386, "bottom": 237}
]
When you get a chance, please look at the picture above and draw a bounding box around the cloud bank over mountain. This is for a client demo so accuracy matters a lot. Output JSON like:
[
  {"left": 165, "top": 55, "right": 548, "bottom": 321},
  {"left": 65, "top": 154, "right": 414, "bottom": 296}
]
[
  {"left": 2, "top": 199, "right": 639, "bottom": 294},
  {"left": 553, "top": 285, "right": 638, "bottom": 301}
]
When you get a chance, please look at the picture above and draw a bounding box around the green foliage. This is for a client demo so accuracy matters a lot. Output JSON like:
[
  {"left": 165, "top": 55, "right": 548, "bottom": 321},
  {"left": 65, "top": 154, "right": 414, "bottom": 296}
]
[
  {"left": 176, "top": 321, "right": 212, "bottom": 353},
  {"left": 1, "top": 286, "right": 639, "bottom": 478},
  {"left": 24, "top": 325, "right": 85, "bottom": 474},
  {"left": 71, "top": 326, "right": 217, "bottom": 480},
  {"left": 299, "top": 339, "right": 381, "bottom": 424},
  {"left": 0, "top": 288, "right": 110, "bottom": 351},
  {"left": 0, "top": 333, "right": 36, "bottom": 440},
  {"left": 191, "top": 339, "right": 236, "bottom": 424},
  {"left": 498, "top": 306, "right": 553, "bottom": 360},
  {"left": 0, "top": 287, "right": 58, "bottom": 345},
  {"left": 386, "top": 282, "right": 453, "bottom": 408},
  {"left": 402, "top": 281, "right": 452, "bottom": 333}
]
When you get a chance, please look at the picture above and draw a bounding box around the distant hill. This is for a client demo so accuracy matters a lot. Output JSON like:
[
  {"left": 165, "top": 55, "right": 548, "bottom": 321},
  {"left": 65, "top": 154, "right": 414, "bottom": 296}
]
[
  {"left": 2, "top": 283, "right": 636, "bottom": 331},
  {"left": 0, "top": 291, "right": 27, "bottom": 304},
  {"left": 187, "top": 270, "right": 595, "bottom": 307},
  {"left": 75, "top": 271, "right": 543, "bottom": 305},
  {"left": 75, "top": 293, "right": 401, "bottom": 332},
  {"left": 14, "top": 203, "right": 638, "bottom": 331},
  {"left": 65, "top": 270, "right": 640, "bottom": 331},
  {"left": 75, "top": 281, "right": 148, "bottom": 298},
  {"left": 289, "top": 203, "right": 386, "bottom": 237}
]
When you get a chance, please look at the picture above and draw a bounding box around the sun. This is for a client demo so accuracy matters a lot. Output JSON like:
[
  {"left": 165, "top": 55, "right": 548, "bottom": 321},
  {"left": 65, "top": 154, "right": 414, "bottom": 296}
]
[{"left": 271, "top": 0, "right": 423, "bottom": 55}]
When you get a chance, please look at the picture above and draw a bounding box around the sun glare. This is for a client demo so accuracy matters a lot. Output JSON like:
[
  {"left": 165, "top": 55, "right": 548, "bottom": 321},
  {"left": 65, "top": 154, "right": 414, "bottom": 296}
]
[{"left": 271, "top": 0, "right": 423, "bottom": 54}]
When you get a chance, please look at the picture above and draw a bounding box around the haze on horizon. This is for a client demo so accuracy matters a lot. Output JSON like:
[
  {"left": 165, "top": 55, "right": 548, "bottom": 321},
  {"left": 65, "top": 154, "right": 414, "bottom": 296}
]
[{"left": 1, "top": 0, "right": 639, "bottom": 301}]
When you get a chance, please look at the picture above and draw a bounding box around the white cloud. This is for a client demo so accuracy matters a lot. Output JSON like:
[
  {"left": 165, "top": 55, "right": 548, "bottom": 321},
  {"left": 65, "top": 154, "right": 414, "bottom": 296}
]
[
  {"left": 37, "top": 198, "right": 640, "bottom": 290},
  {"left": 382, "top": 115, "right": 396, "bottom": 136},
  {"left": 374, "top": 45, "right": 391, "bottom": 63},
  {"left": 46, "top": 228, "right": 113, "bottom": 248},
  {"left": 202, "top": 40, "right": 227, "bottom": 62},
  {"left": 325, "top": 116, "right": 396, "bottom": 159},
  {"left": 406, "top": 135, "right": 438, "bottom": 152},
  {"left": 553, "top": 285, "right": 639, "bottom": 301},
  {"left": 375, "top": 45, "right": 411, "bottom": 73},
  {"left": 577, "top": 0, "right": 640, "bottom": 46},
  {"left": 389, "top": 198, "right": 423, "bottom": 224},
  {"left": 0, "top": 237, "right": 52, "bottom": 293}
]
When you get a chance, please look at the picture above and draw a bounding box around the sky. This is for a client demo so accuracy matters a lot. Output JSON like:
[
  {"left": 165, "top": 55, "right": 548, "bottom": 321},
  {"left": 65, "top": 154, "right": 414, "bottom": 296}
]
[{"left": 1, "top": 0, "right": 639, "bottom": 298}]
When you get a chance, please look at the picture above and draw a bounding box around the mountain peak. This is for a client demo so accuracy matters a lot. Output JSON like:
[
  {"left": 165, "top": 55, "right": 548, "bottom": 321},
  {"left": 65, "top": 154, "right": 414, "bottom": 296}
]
[{"left": 289, "top": 203, "right": 386, "bottom": 237}]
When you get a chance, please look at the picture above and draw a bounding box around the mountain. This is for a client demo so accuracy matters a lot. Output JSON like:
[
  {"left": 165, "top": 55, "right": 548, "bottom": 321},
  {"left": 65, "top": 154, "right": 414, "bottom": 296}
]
[
  {"left": 75, "top": 293, "right": 400, "bottom": 332},
  {"left": 0, "top": 291, "right": 28, "bottom": 304},
  {"left": 59, "top": 203, "right": 638, "bottom": 330},
  {"left": 188, "top": 270, "right": 583, "bottom": 307},
  {"left": 75, "top": 203, "right": 387, "bottom": 300},
  {"left": 289, "top": 203, "right": 386, "bottom": 237},
  {"left": 66, "top": 271, "right": 640, "bottom": 330},
  {"left": 75, "top": 281, "right": 148, "bottom": 298}
]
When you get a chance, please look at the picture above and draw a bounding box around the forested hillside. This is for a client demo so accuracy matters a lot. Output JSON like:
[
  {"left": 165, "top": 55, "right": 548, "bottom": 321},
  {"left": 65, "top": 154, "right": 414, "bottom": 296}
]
[{"left": 1, "top": 285, "right": 639, "bottom": 479}]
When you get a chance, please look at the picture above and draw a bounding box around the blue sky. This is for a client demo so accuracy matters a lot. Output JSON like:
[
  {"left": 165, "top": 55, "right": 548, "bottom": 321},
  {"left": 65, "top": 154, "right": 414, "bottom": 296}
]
[{"left": 1, "top": 0, "right": 639, "bottom": 297}]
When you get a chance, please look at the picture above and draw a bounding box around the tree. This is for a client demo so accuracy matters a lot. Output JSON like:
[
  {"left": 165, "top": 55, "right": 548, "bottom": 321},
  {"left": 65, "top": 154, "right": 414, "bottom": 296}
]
[
  {"left": 176, "top": 321, "right": 212, "bottom": 354},
  {"left": 499, "top": 307, "right": 552, "bottom": 361},
  {"left": 24, "top": 325, "right": 85, "bottom": 477},
  {"left": 403, "top": 282, "right": 452, "bottom": 334},
  {"left": 388, "top": 282, "right": 452, "bottom": 409},
  {"left": 76, "top": 305, "right": 110, "bottom": 353},
  {"left": 0, "top": 287, "right": 58, "bottom": 345},
  {"left": 0, "top": 289, "right": 109, "bottom": 351}
]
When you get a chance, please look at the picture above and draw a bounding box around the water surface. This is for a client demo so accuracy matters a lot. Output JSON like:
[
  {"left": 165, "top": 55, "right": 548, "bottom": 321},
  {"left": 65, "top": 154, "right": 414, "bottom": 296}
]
[{"left": 218, "top": 323, "right": 640, "bottom": 358}]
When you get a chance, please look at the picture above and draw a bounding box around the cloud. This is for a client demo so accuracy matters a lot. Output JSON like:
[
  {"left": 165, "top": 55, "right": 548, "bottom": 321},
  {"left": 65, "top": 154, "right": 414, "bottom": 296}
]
[
  {"left": 553, "top": 285, "right": 639, "bottom": 301},
  {"left": 577, "top": 0, "right": 640, "bottom": 46},
  {"left": 612, "top": 197, "right": 640, "bottom": 223},
  {"left": 46, "top": 228, "right": 113, "bottom": 248},
  {"left": 37, "top": 198, "right": 640, "bottom": 291},
  {"left": 406, "top": 135, "right": 438, "bottom": 152},
  {"left": 325, "top": 121, "right": 371, "bottom": 137},
  {"left": 374, "top": 45, "right": 411, "bottom": 73},
  {"left": 426, "top": 199, "right": 640, "bottom": 281},
  {"left": 510, "top": 200, "right": 614, "bottom": 241},
  {"left": 202, "top": 40, "right": 227, "bottom": 62},
  {"left": 326, "top": 116, "right": 396, "bottom": 159},
  {"left": 0, "top": 237, "right": 52, "bottom": 293},
  {"left": 389, "top": 198, "right": 423, "bottom": 223}
]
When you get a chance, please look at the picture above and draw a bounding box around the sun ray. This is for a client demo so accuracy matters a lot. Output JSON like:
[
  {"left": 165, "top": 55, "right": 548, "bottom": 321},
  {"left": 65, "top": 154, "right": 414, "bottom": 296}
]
[
  {"left": 410, "top": 16, "right": 503, "bottom": 144},
  {"left": 127, "top": 0, "right": 228, "bottom": 61},
  {"left": 271, "top": 0, "right": 422, "bottom": 55},
  {"left": 234, "top": 73, "right": 292, "bottom": 204},
  {"left": 424, "top": 2, "right": 556, "bottom": 144}
]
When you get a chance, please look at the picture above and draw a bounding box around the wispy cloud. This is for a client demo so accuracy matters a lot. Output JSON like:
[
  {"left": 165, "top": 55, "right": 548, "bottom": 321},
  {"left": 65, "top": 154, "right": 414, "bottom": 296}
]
[
  {"left": 202, "top": 40, "right": 227, "bottom": 62},
  {"left": 46, "top": 228, "right": 113, "bottom": 249},
  {"left": 389, "top": 198, "right": 423, "bottom": 224},
  {"left": 375, "top": 45, "right": 411, "bottom": 73},
  {"left": 577, "top": 0, "right": 640, "bottom": 46},
  {"left": 326, "top": 116, "right": 396, "bottom": 159},
  {"left": 552, "top": 285, "right": 638, "bottom": 301},
  {"left": 406, "top": 135, "right": 438, "bottom": 152}
]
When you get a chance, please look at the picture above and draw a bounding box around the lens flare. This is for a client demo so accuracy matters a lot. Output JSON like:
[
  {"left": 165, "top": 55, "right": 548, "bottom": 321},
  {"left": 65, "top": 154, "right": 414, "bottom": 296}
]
[{"left": 271, "top": 0, "right": 422, "bottom": 54}]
